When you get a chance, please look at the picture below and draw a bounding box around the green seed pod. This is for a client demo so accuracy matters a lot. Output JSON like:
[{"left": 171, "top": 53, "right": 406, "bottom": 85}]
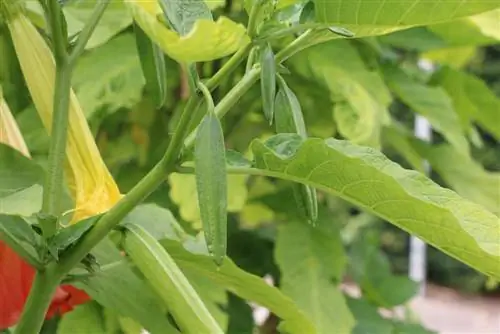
[
  {"left": 260, "top": 43, "right": 276, "bottom": 124},
  {"left": 195, "top": 82, "right": 227, "bottom": 265},
  {"left": 275, "top": 77, "right": 318, "bottom": 224},
  {"left": 123, "top": 224, "right": 223, "bottom": 333},
  {"left": 134, "top": 23, "right": 168, "bottom": 108}
]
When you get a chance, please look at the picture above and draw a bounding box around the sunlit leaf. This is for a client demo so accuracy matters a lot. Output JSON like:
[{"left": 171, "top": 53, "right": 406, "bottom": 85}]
[
  {"left": 313, "top": 0, "right": 500, "bottom": 37},
  {"left": 250, "top": 134, "right": 500, "bottom": 279},
  {"left": 57, "top": 302, "right": 107, "bottom": 334}
]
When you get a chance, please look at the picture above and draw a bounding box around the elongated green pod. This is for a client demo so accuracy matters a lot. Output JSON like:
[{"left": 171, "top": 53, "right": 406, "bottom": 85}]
[
  {"left": 195, "top": 82, "right": 227, "bottom": 266},
  {"left": 134, "top": 23, "right": 168, "bottom": 108},
  {"left": 260, "top": 43, "right": 276, "bottom": 124},
  {"left": 123, "top": 224, "right": 223, "bottom": 334},
  {"left": 274, "top": 78, "right": 318, "bottom": 224}
]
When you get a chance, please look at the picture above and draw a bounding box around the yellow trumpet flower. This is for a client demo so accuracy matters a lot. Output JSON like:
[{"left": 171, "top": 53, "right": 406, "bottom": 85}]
[
  {"left": 2, "top": 1, "right": 121, "bottom": 223},
  {"left": 0, "top": 89, "right": 30, "bottom": 158}
]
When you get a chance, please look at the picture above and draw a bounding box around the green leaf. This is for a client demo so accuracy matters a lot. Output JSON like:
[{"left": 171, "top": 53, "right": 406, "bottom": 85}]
[
  {"left": 250, "top": 134, "right": 500, "bottom": 279},
  {"left": 161, "top": 239, "right": 316, "bottom": 334},
  {"left": 428, "top": 9, "right": 500, "bottom": 46},
  {"left": 382, "top": 125, "right": 424, "bottom": 173},
  {"left": 158, "top": 0, "right": 212, "bottom": 36},
  {"left": 48, "top": 215, "right": 99, "bottom": 259},
  {"left": 346, "top": 297, "right": 393, "bottom": 334},
  {"left": 290, "top": 41, "right": 391, "bottom": 147},
  {"left": 123, "top": 224, "right": 223, "bottom": 333},
  {"left": 382, "top": 64, "right": 469, "bottom": 155},
  {"left": 64, "top": 0, "right": 133, "bottom": 50},
  {"left": 410, "top": 141, "right": 500, "bottom": 216},
  {"left": 275, "top": 219, "right": 354, "bottom": 333},
  {"left": 75, "top": 238, "right": 179, "bottom": 334},
  {"left": 430, "top": 66, "right": 500, "bottom": 141},
  {"left": 350, "top": 232, "right": 418, "bottom": 307},
  {"left": 72, "top": 34, "right": 145, "bottom": 119},
  {"left": 126, "top": 0, "right": 250, "bottom": 62},
  {"left": 134, "top": 23, "right": 168, "bottom": 108},
  {"left": 57, "top": 302, "right": 106, "bottom": 334},
  {"left": 0, "top": 144, "right": 43, "bottom": 216},
  {"left": 313, "top": 0, "right": 500, "bottom": 37},
  {"left": 0, "top": 214, "right": 42, "bottom": 268}
]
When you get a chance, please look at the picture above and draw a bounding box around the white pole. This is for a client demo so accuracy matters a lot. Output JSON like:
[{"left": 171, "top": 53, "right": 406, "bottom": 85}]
[{"left": 409, "top": 59, "right": 435, "bottom": 295}]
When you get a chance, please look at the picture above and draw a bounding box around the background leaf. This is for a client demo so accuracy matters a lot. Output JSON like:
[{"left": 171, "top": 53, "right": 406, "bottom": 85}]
[{"left": 275, "top": 218, "right": 354, "bottom": 333}]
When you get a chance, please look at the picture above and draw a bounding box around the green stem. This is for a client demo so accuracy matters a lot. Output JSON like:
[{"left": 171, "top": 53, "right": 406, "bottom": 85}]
[
  {"left": 13, "top": 268, "right": 61, "bottom": 334},
  {"left": 41, "top": 63, "right": 71, "bottom": 236},
  {"left": 68, "top": 0, "right": 110, "bottom": 65},
  {"left": 45, "top": 0, "right": 67, "bottom": 65}
]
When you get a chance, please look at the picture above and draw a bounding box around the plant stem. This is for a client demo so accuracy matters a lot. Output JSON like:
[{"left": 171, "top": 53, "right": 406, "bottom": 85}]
[
  {"left": 41, "top": 63, "right": 71, "bottom": 235},
  {"left": 45, "top": 0, "right": 67, "bottom": 65},
  {"left": 68, "top": 0, "right": 110, "bottom": 65},
  {"left": 13, "top": 268, "right": 61, "bottom": 334}
]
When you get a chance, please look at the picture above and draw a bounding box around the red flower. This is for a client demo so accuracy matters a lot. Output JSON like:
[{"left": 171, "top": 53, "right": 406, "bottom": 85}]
[{"left": 0, "top": 241, "right": 90, "bottom": 329}]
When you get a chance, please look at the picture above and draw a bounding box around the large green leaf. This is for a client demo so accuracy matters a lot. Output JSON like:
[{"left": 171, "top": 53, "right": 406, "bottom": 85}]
[
  {"left": 0, "top": 214, "right": 42, "bottom": 267},
  {"left": 382, "top": 64, "right": 469, "bottom": 155},
  {"left": 161, "top": 239, "right": 316, "bottom": 334},
  {"left": 410, "top": 142, "right": 500, "bottom": 216},
  {"left": 248, "top": 134, "right": 500, "bottom": 279},
  {"left": 290, "top": 41, "right": 391, "bottom": 147},
  {"left": 313, "top": 0, "right": 500, "bottom": 37},
  {"left": 275, "top": 219, "right": 354, "bottom": 334},
  {"left": 0, "top": 144, "right": 43, "bottom": 216},
  {"left": 125, "top": 0, "right": 250, "bottom": 62},
  {"left": 72, "top": 34, "right": 145, "bottom": 119},
  {"left": 430, "top": 66, "right": 500, "bottom": 141}
]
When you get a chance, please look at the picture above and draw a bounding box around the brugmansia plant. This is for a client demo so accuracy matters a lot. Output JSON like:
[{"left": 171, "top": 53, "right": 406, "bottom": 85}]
[{"left": 0, "top": 0, "right": 499, "bottom": 333}]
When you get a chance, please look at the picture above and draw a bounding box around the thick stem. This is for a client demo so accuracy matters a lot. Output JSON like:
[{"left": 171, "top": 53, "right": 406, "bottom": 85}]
[
  {"left": 13, "top": 268, "right": 61, "bottom": 334},
  {"left": 41, "top": 64, "right": 71, "bottom": 235}
]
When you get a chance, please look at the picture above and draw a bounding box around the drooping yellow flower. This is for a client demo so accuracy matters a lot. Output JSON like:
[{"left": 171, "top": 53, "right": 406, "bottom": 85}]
[
  {"left": 0, "top": 88, "right": 30, "bottom": 158},
  {"left": 2, "top": 1, "right": 121, "bottom": 223}
]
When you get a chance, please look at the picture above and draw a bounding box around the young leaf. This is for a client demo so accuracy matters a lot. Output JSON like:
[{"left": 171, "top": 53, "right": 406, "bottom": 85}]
[
  {"left": 275, "top": 78, "right": 318, "bottom": 224},
  {"left": 260, "top": 43, "right": 276, "bottom": 124},
  {"left": 195, "top": 84, "right": 227, "bottom": 265},
  {"left": 134, "top": 23, "right": 168, "bottom": 108},
  {"left": 250, "top": 134, "right": 500, "bottom": 279},
  {"left": 123, "top": 224, "right": 223, "bottom": 333}
]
